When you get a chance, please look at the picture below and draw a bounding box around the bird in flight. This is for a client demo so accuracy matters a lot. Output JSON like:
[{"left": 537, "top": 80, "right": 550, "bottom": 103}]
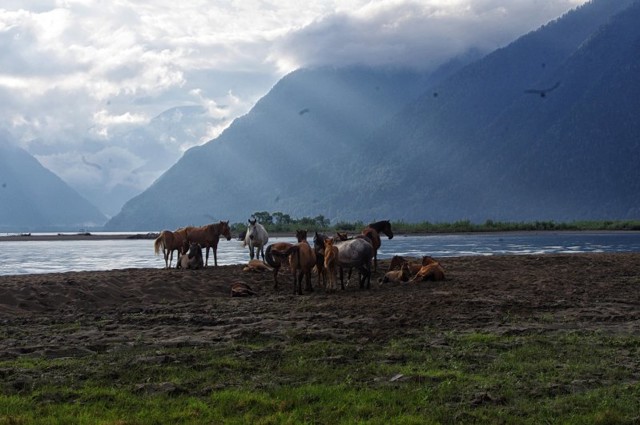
[
  {"left": 524, "top": 81, "right": 561, "bottom": 97},
  {"left": 298, "top": 108, "right": 310, "bottom": 115}
]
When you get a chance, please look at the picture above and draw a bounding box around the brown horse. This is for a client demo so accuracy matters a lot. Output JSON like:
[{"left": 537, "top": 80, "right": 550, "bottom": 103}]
[
  {"left": 411, "top": 256, "right": 446, "bottom": 282},
  {"left": 264, "top": 241, "right": 294, "bottom": 288},
  {"left": 323, "top": 238, "right": 339, "bottom": 292},
  {"left": 282, "top": 229, "right": 317, "bottom": 295},
  {"left": 184, "top": 221, "right": 232, "bottom": 267},
  {"left": 361, "top": 220, "right": 394, "bottom": 271},
  {"left": 154, "top": 229, "right": 189, "bottom": 268}
]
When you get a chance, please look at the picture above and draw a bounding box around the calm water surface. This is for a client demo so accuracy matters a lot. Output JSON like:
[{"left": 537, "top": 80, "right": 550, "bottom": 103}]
[{"left": 1, "top": 232, "right": 639, "bottom": 276}]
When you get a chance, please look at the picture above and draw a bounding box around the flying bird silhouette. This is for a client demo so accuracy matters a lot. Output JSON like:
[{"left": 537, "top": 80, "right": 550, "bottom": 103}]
[
  {"left": 81, "top": 156, "right": 102, "bottom": 170},
  {"left": 524, "top": 81, "right": 561, "bottom": 98},
  {"left": 298, "top": 108, "right": 310, "bottom": 115}
]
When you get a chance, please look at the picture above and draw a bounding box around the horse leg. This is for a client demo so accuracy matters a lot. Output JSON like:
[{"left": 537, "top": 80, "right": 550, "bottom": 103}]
[
  {"left": 213, "top": 246, "right": 218, "bottom": 267},
  {"left": 273, "top": 265, "right": 280, "bottom": 289},
  {"left": 339, "top": 267, "right": 345, "bottom": 290},
  {"left": 249, "top": 244, "right": 255, "bottom": 260},
  {"left": 305, "top": 270, "right": 313, "bottom": 293},
  {"left": 163, "top": 249, "right": 170, "bottom": 268},
  {"left": 204, "top": 246, "right": 210, "bottom": 267},
  {"left": 373, "top": 251, "right": 378, "bottom": 272}
]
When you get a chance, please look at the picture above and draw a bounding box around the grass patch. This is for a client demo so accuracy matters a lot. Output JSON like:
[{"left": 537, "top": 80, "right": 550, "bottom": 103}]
[{"left": 1, "top": 331, "right": 639, "bottom": 424}]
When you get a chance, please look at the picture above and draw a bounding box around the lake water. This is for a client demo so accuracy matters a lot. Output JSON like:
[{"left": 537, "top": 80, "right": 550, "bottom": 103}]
[{"left": 1, "top": 232, "right": 640, "bottom": 276}]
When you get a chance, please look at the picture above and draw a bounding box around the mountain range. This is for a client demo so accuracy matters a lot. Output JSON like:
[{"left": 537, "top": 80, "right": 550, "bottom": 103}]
[
  {"left": 0, "top": 141, "right": 106, "bottom": 232},
  {"left": 105, "top": 0, "right": 640, "bottom": 230}
]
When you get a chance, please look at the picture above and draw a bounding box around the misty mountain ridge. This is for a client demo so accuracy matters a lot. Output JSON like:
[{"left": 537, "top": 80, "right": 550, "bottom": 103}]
[
  {"left": 0, "top": 141, "right": 107, "bottom": 232},
  {"left": 105, "top": 0, "right": 640, "bottom": 230}
]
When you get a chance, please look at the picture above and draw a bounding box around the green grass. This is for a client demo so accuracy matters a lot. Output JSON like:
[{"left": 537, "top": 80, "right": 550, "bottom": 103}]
[{"left": 2, "top": 330, "right": 639, "bottom": 424}]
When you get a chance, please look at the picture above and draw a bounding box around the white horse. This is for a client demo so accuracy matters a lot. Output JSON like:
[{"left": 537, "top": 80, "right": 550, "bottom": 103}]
[{"left": 244, "top": 218, "right": 269, "bottom": 260}]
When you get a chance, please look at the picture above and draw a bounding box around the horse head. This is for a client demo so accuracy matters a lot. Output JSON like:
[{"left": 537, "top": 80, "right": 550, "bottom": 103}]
[
  {"left": 187, "top": 242, "right": 202, "bottom": 259},
  {"left": 219, "top": 220, "right": 232, "bottom": 241},
  {"left": 369, "top": 220, "right": 394, "bottom": 239},
  {"left": 296, "top": 229, "right": 308, "bottom": 242}
]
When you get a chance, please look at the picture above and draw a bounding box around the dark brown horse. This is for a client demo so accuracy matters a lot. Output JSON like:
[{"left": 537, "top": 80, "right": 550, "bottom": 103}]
[
  {"left": 154, "top": 228, "right": 189, "bottom": 268},
  {"left": 184, "top": 221, "right": 232, "bottom": 267},
  {"left": 361, "top": 220, "right": 394, "bottom": 271},
  {"left": 264, "top": 241, "right": 294, "bottom": 288}
]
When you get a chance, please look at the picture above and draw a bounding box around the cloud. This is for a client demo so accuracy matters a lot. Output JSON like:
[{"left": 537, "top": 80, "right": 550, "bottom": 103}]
[
  {"left": 0, "top": 0, "right": 587, "bottom": 217},
  {"left": 270, "top": 0, "right": 588, "bottom": 71}
]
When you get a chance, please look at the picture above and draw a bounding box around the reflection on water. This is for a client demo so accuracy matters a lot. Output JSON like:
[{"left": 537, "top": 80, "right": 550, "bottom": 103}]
[{"left": 1, "top": 232, "right": 640, "bottom": 276}]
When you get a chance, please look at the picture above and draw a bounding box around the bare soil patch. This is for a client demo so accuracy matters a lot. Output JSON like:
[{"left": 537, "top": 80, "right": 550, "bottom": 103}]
[{"left": 1, "top": 253, "right": 639, "bottom": 363}]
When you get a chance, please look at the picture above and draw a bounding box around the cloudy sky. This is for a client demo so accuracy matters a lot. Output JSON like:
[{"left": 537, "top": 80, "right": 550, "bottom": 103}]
[{"left": 0, "top": 0, "right": 587, "bottom": 216}]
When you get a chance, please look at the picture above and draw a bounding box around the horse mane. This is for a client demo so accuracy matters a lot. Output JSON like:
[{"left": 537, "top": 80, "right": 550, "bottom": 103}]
[{"left": 367, "top": 220, "right": 389, "bottom": 231}]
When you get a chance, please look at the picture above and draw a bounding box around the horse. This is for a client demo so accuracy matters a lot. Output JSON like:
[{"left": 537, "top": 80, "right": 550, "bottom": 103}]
[
  {"left": 382, "top": 260, "right": 411, "bottom": 284},
  {"left": 314, "top": 232, "right": 373, "bottom": 290},
  {"left": 264, "top": 241, "right": 294, "bottom": 288},
  {"left": 361, "top": 220, "right": 394, "bottom": 272},
  {"left": 153, "top": 228, "right": 189, "bottom": 268},
  {"left": 323, "top": 238, "right": 339, "bottom": 292},
  {"left": 230, "top": 282, "right": 257, "bottom": 297},
  {"left": 244, "top": 218, "right": 269, "bottom": 261},
  {"left": 410, "top": 256, "right": 446, "bottom": 282},
  {"left": 282, "top": 230, "right": 316, "bottom": 295},
  {"left": 177, "top": 242, "right": 204, "bottom": 269},
  {"left": 184, "top": 221, "right": 232, "bottom": 267}
]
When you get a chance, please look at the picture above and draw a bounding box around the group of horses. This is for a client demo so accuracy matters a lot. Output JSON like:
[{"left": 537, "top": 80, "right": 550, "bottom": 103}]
[
  {"left": 153, "top": 221, "right": 232, "bottom": 269},
  {"left": 262, "top": 220, "right": 394, "bottom": 295},
  {"left": 154, "top": 218, "right": 442, "bottom": 296}
]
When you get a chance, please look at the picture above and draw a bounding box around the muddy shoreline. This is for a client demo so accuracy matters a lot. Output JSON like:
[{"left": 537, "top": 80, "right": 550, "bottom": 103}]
[{"left": 1, "top": 253, "right": 639, "bottom": 363}]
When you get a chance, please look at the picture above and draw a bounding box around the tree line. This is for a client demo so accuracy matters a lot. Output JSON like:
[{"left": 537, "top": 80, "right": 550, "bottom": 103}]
[{"left": 230, "top": 212, "right": 640, "bottom": 234}]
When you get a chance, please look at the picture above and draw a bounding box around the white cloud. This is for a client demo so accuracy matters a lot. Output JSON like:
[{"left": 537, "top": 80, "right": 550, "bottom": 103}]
[{"left": 0, "top": 0, "right": 587, "bottom": 216}]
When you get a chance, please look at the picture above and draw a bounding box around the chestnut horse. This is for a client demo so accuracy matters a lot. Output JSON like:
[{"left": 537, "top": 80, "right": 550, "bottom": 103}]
[
  {"left": 323, "top": 238, "right": 339, "bottom": 292},
  {"left": 361, "top": 220, "right": 394, "bottom": 271},
  {"left": 184, "top": 221, "right": 232, "bottom": 267},
  {"left": 282, "top": 230, "right": 316, "bottom": 295},
  {"left": 153, "top": 228, "right": 189, "bottom": 268}
]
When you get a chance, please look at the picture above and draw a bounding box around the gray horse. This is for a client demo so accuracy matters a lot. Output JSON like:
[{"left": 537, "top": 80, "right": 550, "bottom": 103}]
[{"left": 313, "top": 233, "right": 373, "bottom": 289}]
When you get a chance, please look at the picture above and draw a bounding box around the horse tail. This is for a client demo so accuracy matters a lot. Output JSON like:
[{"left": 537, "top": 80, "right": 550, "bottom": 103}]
[
  {"left": 154, "top": 233, "right": 164, "bottom": 255},
  {"left": 283, "top": 245, "right": 301, "bottom": 267},
  {"left": 264, "top": 244, "right": 280, "bottom": 268}
]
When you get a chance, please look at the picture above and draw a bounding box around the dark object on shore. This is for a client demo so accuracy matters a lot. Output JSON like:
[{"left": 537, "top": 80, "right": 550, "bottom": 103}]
[
  {"left": 127, "top": 233, "right": 160, "bottom": 240},
  {"left": 230, "top": 282, "right": 257, "bottom": 297}
]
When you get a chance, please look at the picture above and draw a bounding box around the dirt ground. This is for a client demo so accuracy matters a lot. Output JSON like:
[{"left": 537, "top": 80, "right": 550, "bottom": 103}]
[{"left": 1, "top": 253, "right": 639, "bottom": 365}]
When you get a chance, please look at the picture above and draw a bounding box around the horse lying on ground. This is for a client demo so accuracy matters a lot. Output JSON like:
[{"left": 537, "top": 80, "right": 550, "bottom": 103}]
[
  {"left": 382, "top": 260, "right": 412, "bottom": 284},
  {"left": 243, "top": 259, "right": 272, "bottom": 273},
  {"left": 244, "top": 218, "right": 269, "bottom": 261},
  {"left": 185, "top": 221, "right": 232, "bottom": 267},
  {"left": 154, "top": 228, "right": 189, "bottom": 268},
  {"left": 389, "top": 255, "right": 446, "bottom": 282},
  {"left": 230, "top": 282, "right": 257, "bottom": 297},
  {"left": 410, "top": 256, "right": 446, "bottom": 282},
  {"left": 177, "top": 242, "right": 204, "bottom": 270}
]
